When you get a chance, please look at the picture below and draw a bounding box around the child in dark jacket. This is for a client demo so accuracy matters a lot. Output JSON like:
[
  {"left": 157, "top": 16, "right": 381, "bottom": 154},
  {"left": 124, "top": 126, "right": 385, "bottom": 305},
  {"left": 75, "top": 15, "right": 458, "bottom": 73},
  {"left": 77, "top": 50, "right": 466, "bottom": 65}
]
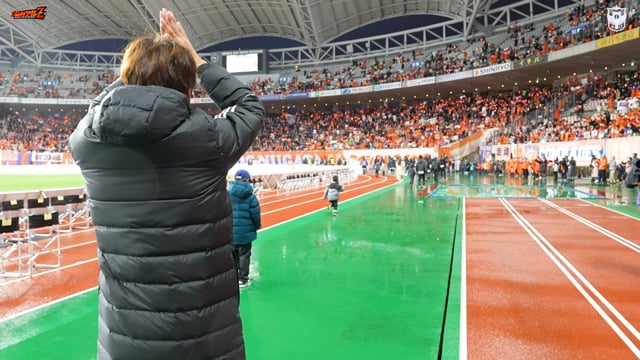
[
  {"left": 230, "top": 169, "right": 262, "bottom": 288},
  {"left": 323, "top": 175, "right": 345, "bottom": 216}
]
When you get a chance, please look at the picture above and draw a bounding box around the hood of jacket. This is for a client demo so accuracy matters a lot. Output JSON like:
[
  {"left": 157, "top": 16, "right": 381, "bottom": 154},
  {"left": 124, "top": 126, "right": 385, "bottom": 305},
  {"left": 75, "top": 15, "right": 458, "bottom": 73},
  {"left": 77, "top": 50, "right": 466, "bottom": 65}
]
[
  {"left": 90, "top": 83, "right": 190, "bottom": 145},
  {"left": 230, "top": 180, "right": 254, "bottom": 199},
  {"left": 328, "top": 182, "right": 342, "bottom": 190}
]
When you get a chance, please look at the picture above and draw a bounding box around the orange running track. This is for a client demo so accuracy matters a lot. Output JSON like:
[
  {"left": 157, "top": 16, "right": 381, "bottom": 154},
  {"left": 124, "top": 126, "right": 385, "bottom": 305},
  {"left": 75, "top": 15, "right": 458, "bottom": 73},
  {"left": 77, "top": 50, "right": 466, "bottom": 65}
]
[{"left": 465, "top": 197, "right": 640, "bottom": 359}]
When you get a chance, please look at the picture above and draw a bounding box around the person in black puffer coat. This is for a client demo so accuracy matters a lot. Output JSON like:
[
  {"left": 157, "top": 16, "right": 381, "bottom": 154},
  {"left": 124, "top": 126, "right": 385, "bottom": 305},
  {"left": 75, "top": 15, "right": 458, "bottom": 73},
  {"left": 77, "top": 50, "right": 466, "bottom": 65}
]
[{"left": 68, "top": 9, "right": 263, "bottom": 360}]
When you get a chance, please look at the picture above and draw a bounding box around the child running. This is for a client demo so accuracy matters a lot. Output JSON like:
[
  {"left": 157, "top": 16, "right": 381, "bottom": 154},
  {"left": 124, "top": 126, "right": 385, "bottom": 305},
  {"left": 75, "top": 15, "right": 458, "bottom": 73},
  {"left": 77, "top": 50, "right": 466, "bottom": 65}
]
[{"left": 324, "top": 175, "right": 344, "bottom": 216}]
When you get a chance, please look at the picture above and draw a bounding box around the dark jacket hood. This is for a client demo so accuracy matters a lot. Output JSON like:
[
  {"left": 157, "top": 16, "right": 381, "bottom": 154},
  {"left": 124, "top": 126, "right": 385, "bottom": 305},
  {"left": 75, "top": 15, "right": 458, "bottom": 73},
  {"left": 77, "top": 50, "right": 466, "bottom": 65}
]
[
  {"left": 90, "top": 82, "right": 190, "bottom": 145},
  {"left": 230, "top": 180, "right": 254, "bottom": 199},
  {"left": 328, "top": 182, "right": 341, "bottom": 190}
]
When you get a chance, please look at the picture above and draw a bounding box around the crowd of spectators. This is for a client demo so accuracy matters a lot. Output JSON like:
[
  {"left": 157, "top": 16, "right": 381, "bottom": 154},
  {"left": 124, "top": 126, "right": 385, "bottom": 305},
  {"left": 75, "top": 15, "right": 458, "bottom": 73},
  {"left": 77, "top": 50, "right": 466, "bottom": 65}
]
[
  {"left": 0, "top": 111, "right": 82, "bottom": 152},
  {"left": 248, "top": 0, "right": 639, "bottom": 95},
  {"left": 1, "top": 1, "right": 639, "bottom": 154},
  {"left": 2, "top": 67, "right": 640, "bottom": 154},
  {"left": 485, "top": 70, "right": 640, "bottom": 145},
  {"left": 1, "top": 68, "right": 118, "bottom": 99},
  {"left": 0, "top": 1, "right": 637, "bottom": 100}
]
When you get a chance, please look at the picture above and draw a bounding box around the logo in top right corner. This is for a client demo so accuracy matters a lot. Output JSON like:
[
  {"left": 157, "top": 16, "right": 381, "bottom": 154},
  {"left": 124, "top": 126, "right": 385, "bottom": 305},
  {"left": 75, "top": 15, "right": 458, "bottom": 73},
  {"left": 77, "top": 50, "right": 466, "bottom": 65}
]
[{"left": 607, "top": 6, "right": 628, "bottom": 33}]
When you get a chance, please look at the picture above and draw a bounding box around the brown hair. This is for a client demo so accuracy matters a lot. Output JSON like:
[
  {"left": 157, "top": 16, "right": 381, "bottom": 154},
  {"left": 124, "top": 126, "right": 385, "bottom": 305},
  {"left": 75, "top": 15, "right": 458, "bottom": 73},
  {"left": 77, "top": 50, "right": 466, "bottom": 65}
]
[{"left": 120, "top": 34, "right": 196, "bottom": 95}]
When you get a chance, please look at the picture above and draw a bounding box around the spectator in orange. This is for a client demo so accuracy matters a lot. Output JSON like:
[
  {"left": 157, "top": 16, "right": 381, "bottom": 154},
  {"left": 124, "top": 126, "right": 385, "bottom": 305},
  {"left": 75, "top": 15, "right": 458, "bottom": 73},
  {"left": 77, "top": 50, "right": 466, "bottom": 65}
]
[{"left": 598, "top": 154, "right": 609, "bottom": 184}]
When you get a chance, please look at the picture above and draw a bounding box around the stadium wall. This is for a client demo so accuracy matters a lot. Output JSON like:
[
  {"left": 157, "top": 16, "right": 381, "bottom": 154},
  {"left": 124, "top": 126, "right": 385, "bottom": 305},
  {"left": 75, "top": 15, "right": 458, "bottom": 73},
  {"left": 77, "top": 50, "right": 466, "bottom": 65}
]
[{"left": 1, "top": 135, "right": 637, "bottom": 171}]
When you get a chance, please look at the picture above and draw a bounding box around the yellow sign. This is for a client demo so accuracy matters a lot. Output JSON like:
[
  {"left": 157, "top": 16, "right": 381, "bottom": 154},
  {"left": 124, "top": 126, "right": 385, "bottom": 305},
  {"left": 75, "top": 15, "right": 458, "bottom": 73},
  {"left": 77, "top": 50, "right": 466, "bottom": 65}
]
[
  {"left": 597, "top": 28, "right": 640, "bottom": 49},
  {"left": 2, "top": 218, "right": 12, "bottom": 226}
]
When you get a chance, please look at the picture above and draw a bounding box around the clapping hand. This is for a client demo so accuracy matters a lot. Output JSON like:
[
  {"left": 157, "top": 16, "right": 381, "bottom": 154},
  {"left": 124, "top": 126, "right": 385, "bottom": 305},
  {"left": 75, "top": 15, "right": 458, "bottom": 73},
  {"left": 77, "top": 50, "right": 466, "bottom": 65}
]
[{"left": 159, "top": 8, "right": 206, "bottom": 67}]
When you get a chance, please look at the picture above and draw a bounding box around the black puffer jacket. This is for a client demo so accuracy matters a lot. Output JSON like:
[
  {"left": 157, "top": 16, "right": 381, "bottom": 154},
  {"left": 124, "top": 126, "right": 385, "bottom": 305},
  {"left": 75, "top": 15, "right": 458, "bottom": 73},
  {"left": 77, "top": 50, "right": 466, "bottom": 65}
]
[{"left": 69, "top": 63, "right": 264, "bottom": 360}]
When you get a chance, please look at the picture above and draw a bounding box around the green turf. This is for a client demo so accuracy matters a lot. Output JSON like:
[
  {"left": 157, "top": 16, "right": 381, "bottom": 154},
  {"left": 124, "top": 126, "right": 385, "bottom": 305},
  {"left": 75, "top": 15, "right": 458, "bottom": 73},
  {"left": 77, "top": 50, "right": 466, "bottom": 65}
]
[
  {"left": 0, "top": 174, "right": 85, "bottom": 192},
  {"left": 0, "top": 290, "right": 98, "bottom": 360},
  {"left": 241, "top": 187, "right": 460, "bottom": 360}
]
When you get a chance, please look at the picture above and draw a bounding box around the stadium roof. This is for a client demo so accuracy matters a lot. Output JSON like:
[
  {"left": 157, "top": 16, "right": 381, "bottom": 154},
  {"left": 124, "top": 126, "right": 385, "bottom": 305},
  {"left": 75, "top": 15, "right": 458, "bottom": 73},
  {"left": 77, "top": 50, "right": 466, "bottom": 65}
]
[
  {"left": 0, "top": 0, "right": 582, "bottom": 68},
  {"left": 2, "top": 0, "right": 504, "bottom": 50}
]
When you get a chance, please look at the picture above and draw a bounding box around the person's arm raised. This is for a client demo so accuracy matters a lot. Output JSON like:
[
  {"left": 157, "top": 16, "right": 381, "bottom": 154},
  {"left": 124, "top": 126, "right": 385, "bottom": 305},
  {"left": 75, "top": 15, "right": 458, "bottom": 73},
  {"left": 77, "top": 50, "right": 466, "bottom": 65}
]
[{"left": 159, "top": 8, "right": 206, "bottom": 68}]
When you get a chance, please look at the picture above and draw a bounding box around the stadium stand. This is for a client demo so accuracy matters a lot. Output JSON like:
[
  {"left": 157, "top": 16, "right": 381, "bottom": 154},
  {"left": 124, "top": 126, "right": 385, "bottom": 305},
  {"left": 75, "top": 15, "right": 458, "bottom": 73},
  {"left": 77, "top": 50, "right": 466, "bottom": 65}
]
[{"left": 0, "top": 0, "right": 639, "bottom": 178}]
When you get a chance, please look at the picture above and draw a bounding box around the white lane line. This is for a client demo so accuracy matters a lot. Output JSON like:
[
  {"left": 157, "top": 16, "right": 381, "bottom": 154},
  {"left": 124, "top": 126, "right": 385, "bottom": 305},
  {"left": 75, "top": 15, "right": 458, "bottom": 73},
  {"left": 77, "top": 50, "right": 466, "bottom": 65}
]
[
  {"left": 541, "top": 198, "right": 640, "bottom": 253},
  {"left": 577, "top": 198, "right": 640, "bottom": 221},
  {"left": 499, "top": 198, "right": 640, "bottom": 357},
  {"left": 459, "top": 197, "right": 468, "bottom": 360},
  {"left": 0, "top": 285, "right": 98, "bottom": 324},
  {"left": 0, "top": 255, "right": 97, "bottom": 287}
]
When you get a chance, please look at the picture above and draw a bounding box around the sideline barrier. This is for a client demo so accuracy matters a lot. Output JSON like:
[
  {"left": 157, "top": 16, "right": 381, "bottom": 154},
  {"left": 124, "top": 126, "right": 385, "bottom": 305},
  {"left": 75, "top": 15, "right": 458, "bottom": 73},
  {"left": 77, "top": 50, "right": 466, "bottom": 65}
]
[
  {"left": 228, "top": 164, "right": 355, "bottom": 191},
  {"left": 0, "top": 188, "right": 92, "bottom": 278},
  {"left": 273, "top": 168, "right": 353, "bottom": 194},
  {"left": 47, "top": 188, "right": 92, "bottom": 233}
]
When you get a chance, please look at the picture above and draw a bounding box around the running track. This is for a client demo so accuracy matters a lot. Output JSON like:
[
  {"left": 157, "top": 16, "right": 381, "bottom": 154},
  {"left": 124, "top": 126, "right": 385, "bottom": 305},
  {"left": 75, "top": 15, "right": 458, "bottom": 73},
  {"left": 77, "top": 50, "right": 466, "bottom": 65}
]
[
  {"left": 1, "top": 175, "right": 639, "bottom": 359},
  {"left": 465, "top": 197, "right": 640, "bottom": 359}
]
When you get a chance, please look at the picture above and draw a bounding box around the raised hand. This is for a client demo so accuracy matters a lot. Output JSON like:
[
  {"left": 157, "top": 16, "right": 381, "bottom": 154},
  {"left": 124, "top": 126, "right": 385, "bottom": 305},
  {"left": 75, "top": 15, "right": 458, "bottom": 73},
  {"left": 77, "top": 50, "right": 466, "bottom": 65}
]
[{"left": 160, "top": 8, "right": 206, "bottom": 67}]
